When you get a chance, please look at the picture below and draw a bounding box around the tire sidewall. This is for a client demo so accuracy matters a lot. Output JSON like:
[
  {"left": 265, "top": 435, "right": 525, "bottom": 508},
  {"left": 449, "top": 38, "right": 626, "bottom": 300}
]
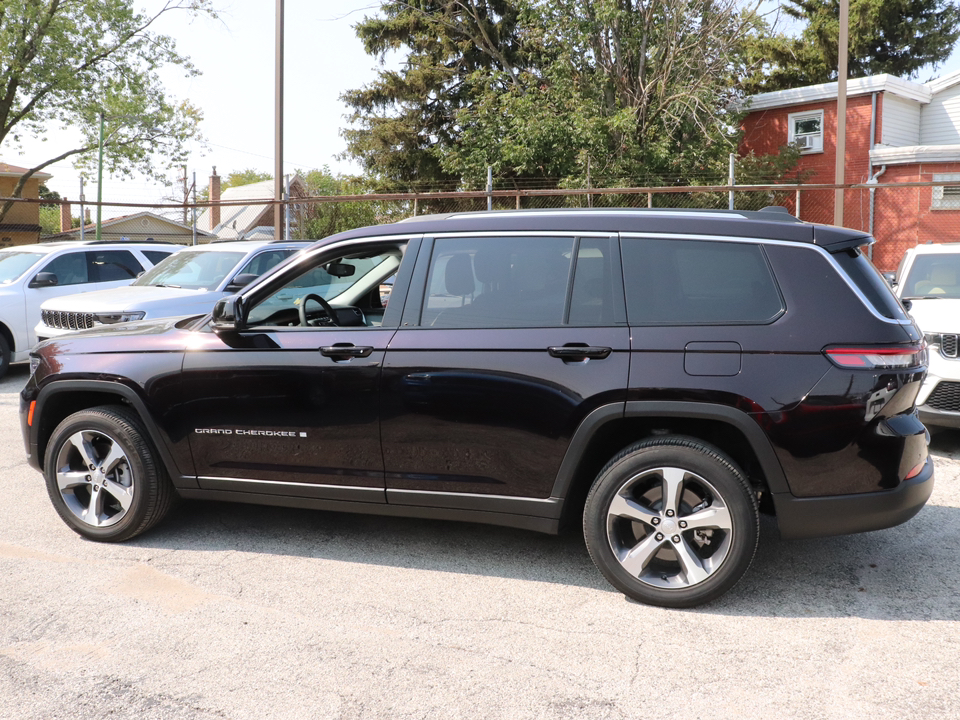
[
  {"left": 43, "top": 409, "right": 156, "bottom": 541},
  {"left": 0, "top": 333, "right": 10, "bottom": 379},
  {"left": 584, "top": 438, "right": 758, "bottom": 608}
]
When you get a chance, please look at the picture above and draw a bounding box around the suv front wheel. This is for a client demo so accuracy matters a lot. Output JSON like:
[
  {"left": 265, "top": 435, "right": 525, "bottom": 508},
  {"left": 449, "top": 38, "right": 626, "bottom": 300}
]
[
  {"left": 43, "top": 406, "right": 176, "bottom": 542},
  {"left": 583, "top": 437, "right": 758, "bottom": 608}
]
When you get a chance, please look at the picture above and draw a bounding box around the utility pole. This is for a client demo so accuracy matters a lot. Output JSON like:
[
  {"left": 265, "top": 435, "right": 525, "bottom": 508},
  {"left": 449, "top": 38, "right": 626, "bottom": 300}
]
[
  {"left": 834, "top": 0, "right": 849, "bottom": 226},
  {"left": 274, "top": 0, "right": 284, "bottom": 240},
  {"left": 96, "top": 112, "right": 105, "bottom": 241}
]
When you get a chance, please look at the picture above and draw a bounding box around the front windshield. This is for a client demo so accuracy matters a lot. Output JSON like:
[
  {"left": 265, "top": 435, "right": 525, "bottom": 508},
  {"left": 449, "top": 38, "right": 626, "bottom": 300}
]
[
  {"left": 0, "top": 250, "right": 44, "bottom": 284},
  {"left": 901, "top": 254, "right": 960, "bottom": 299},
  {"left": 134, "top": 249, "right": 245, "bottom": 291}
]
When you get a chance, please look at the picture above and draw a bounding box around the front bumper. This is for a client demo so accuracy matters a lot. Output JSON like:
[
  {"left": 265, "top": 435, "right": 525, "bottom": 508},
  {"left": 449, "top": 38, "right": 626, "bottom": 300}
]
[{"left": 772, "top": 455, "right": 935, "bottom": 540}]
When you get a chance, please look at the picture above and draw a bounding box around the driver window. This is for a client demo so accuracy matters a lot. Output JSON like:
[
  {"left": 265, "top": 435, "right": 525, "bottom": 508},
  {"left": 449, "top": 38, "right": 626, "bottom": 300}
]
[{"left": 245, "top": 245, "right": 405, "bottom": 328}]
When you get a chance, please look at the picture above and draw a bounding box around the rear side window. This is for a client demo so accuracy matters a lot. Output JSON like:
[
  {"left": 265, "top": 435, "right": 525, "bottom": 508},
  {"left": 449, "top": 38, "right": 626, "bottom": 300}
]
[
  {"left": 833, "top": 248, "right": 909, "bottom": 320},
  {"left": 236, "top": 249, "right": 296, "bottom": 278},
  {"left": 143, "top": 250, "right": 176, "bottom": 265},
  {"left": 622, "top": 237, "right": 783, "bottom": 325},
  {"left": 90, "top": 250, "right": 143, "bottom": 281}
]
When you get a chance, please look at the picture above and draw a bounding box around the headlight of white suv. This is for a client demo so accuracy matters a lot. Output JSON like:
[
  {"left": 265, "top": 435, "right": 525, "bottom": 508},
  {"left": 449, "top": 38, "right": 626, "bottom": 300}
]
[{"left": 93, "top": 311, "right": 146, "bottom": 324}]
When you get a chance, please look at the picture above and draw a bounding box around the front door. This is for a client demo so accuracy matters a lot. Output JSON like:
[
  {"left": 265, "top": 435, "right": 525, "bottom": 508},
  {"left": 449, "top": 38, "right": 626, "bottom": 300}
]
[
  {"left": 182, "top": 240, "right": 412, "bottom": 502},
  {"left": 380, "top": 234, "right": 630, "bottom": 503}
]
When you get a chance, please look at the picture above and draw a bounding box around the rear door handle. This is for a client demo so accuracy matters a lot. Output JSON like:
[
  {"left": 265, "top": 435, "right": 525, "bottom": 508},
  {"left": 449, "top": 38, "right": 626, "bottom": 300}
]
[
  {"left": 547, "top": 345, "right": 612, "bottom": 360},
  {"left": 320, "top": 344, "right": 373, "bottom": 359}
]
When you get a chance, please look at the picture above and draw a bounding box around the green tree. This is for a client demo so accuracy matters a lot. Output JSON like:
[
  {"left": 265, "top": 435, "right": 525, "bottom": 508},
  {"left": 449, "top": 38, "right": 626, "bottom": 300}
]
[
  {"left": 341, "top": 0, "right": 527, "bottom": 191},
  {"left": 343, "top": 0, "right": 796, "bottom": 198},
  {"left": 295, "top": 167, "right": 381, "bottom": 239},
  {"left": 746, "top": 0, "right": 960, "bottom": 93},
  {"left": 0, "top": 0, "right": 212, "bottom": 223}
]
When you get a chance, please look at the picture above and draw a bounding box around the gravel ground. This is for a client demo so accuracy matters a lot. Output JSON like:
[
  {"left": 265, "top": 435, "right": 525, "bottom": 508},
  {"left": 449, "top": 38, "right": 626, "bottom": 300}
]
[{"left": 1, "top": 363, "right": 958, "bottom": 720}]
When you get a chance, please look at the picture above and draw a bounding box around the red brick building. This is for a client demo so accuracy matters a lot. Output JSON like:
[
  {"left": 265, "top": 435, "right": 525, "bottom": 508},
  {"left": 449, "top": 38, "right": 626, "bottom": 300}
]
[{"left": 740, "top": 72, "right": 960, "bottom": 270}]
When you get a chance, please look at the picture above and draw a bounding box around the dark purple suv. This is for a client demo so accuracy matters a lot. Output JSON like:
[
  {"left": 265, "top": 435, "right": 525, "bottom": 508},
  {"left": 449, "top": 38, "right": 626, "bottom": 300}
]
[{"left": 21, "top": 208, "right": 933, "bottom": 607}]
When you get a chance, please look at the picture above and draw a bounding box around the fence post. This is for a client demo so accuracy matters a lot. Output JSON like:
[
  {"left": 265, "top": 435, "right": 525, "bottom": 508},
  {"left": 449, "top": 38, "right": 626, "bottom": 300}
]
[
  {"left": 284, "top": 174, "right": 290, "bottom": 242},
  {"left": 191, "top": 171, "right": 197, "bottom": 246},
  {"left": 795, "top": 188, "right": 801, "bottom": 219},
  {"left": 486, "top": 166, "right": 493, "bottom": 211},
  {"left": 647, "top": 192, "right": 652, "bottom": 209},
  {"left": 516, "top": 191, "right": 520, "bottom": 210},
  {"left": 728, "top": 154, "right": 735, "bottom": 210}
]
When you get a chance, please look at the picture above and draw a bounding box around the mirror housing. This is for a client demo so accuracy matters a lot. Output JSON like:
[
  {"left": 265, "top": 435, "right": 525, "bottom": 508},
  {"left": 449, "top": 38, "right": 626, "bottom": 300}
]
[
  {"left": 225, "top": 272, "right": 259, "bottom": 292},
  {"left": 29, "top": 271, "right": 58, "bottom": 288},
  {"left": 882, "top": 271, "right": 897, "bottom": 287},
  {"left": 211, "top": 295, "right": 244, "bottom": 334}
]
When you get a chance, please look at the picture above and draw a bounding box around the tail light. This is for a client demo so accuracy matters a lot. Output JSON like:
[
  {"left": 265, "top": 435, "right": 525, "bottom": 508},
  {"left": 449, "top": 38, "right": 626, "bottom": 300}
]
[{"left": 823, "top": 343, "right": 926, "bottom": 369}]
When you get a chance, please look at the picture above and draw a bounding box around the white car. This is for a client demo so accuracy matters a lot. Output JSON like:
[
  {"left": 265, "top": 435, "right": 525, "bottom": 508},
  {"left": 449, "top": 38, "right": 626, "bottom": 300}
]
[
  {"left": 35, "top": 240, "right": 308, "bottom": 344},
  {"left": 0, "top": 240, "right": 179, "bottom": 377},
  {"left": 892, "top": 242, "right": 960, "bottom": 428}
]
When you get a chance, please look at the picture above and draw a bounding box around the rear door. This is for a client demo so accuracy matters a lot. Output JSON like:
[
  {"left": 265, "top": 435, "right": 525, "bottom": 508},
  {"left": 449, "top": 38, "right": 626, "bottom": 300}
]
[{"left": 380, "top": 233, "right": 630, "bottom": 507}]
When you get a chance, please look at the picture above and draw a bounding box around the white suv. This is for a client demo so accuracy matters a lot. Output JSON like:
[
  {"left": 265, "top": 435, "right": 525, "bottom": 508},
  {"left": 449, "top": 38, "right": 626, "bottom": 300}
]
[
  {"left": 893, "top": 242, "right": 960, "bottom": 428},
  {"left": 35, "top": 240, "right": 308, "bottom": 345},
  {"left": 0, "top": 240, "right": 179, "bottom": 377}
]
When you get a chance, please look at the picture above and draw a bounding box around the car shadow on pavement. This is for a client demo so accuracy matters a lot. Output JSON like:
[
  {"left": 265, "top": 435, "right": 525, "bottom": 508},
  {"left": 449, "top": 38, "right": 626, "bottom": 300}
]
[{"left": 131, "top": 492, "right": 960, "bottom": 621}]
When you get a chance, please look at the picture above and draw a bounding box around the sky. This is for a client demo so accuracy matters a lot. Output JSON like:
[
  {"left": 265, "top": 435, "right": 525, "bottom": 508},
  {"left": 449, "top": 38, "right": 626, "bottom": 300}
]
[{"left": 5, "top": 0, "right": 960, "bottom": 217}]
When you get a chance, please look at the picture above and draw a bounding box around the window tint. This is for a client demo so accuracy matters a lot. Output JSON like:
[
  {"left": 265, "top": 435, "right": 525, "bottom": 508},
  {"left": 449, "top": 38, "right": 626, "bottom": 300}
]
[
  {"left": 41, "top": 252, "right": 89, "bottom": 286},
  {"left": 833, "top": 248, "right": 909, "bottom": 319},
  {"left": 236, "top": 249, "right": 296, "bottom": 278},
  {"left": 90, "top": 250, "right": 143, "bottom": 281},
  {"left": 143, "top": 250, "right": 175, "bottom": 265},
  {"left": 422, "top": 236, "right": 574, "bottom": 328},
  {"left": 622, "top": 237, "right": 783, "bottom": 325}
]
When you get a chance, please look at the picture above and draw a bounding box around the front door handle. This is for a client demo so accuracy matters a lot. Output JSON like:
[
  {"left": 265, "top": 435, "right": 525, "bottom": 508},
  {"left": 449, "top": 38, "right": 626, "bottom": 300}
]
[
  {"left": 547, "top": 345, "right": 612, "bottom": 360},
  {"left": 320, "top": 344, "right": 373, "bottom": 359}
]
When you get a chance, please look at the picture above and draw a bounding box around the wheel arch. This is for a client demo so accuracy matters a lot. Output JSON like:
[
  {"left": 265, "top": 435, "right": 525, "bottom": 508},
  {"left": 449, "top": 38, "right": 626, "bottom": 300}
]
[
  {"left": 552, "top": 401, "right": 788, "bottom": 526},
  {"left": 0, "top": 320, "right": 14, "bottom": 354},
  {"left": 31, "top": 380, "right": 186, "bottom": 485}
]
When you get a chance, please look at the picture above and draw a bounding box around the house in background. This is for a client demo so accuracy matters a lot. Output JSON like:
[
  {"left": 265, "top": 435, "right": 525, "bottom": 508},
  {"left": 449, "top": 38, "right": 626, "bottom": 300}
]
[
  {"left": 41, "top": 210, "right": 215, "bottom": 245},
  {"left": 0, "top": 162, "right": 52, "bottom": 247},
  {"left": 740, "top": 70, "right": 960, "bottom": 269},
  {"left": 197, "top": 169, "right": 307, "bottom": 241}
]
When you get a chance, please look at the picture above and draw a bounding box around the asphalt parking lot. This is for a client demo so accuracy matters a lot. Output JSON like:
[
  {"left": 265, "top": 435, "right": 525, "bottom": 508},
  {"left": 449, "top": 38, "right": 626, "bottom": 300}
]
[{"left": 1, "top": 363, "right": 959, "bottom": 720}]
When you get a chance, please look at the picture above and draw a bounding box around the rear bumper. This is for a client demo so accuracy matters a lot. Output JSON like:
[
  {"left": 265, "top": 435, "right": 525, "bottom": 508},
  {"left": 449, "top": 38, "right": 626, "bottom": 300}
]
[{"left": 772, "top": 455, "right": 935, "bottom": 540}]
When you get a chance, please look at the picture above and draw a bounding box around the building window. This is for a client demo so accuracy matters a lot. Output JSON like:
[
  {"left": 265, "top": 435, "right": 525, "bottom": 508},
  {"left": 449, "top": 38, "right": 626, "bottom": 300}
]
[
  {"left": 932, "top": 173, "right": 960, "bottom": 210},
  {"left": 787, "top": 109, "right": 824, "bottom": 153}
]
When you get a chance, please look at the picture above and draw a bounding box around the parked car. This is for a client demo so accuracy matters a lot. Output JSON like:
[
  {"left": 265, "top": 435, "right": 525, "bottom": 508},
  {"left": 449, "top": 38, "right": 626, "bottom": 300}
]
[
  {"left": 34, "top": 239, "right": 309, "bottom": 342},
  {"left": 0, "top": 239, "right": 179, "bottom": 377},
  {"left": 21, "top": 208, "right": 933, "bottom": 608},
  {"left": 890, "top": 242, "right": 960, "bottom": 429}
]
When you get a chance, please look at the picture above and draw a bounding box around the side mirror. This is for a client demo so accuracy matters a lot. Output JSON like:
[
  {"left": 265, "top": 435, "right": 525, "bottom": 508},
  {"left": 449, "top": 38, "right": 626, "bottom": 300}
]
[
  {"left": 211, "top": 295, "right": 244, "bottom": 334},
  {"left": 882, "top": 271, "right": 897, "bottom": 287},
  {"left": 29, "top": 271, "right": 58, "bottom": 288},
  {"left": 225, "top": 272, "right": 259, "bottom": 292}
]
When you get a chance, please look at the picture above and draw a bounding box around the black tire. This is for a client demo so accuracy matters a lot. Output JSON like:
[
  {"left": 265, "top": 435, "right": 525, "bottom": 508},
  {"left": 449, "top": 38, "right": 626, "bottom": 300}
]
[
  {"left": 0, "top": 333, "right": 10, "bottom": 379},
  {"left": 583, "top": 436, "right": 758, "bottom": 608},
  {"left": 43, "top": 405, "right": 177, "bottom": 542}
]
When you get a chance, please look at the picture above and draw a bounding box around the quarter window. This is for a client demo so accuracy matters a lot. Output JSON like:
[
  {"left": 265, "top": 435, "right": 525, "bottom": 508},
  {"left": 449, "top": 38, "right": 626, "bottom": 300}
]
[
  {"left": 621, "top": 238, "right": 784, "bottom": 325},
  {"left": 788, "top": 109, "right": 824, "bottom": 153}
]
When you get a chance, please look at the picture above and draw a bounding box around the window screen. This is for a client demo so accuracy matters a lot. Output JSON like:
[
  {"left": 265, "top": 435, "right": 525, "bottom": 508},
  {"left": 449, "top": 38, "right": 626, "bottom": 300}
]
[
  {"left": 622, "top": 237, "right": 783, "bottom": 325},
  {"left": 423, "top": 236, "right": 574, "bottom": 328}
]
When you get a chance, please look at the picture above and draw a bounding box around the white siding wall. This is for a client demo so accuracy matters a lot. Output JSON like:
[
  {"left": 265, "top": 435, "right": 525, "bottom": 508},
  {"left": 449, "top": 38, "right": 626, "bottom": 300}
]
[
  {"left": 921, "top": 83, "right": 960, "bottom": 144},
  {"left": 881, "top": 94, "right": 921, "bottom": 146}
]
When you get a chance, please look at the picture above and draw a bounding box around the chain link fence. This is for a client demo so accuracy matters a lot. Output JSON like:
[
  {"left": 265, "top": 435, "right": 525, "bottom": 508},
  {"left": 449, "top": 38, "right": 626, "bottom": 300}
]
[{"left": 8, "top": 179, "right": 960, "bottom": 271}]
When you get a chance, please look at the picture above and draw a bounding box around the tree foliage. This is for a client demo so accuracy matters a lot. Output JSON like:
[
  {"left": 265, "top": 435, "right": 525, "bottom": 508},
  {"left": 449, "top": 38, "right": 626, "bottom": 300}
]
[
  {"left": 342, "top": 0, "right": 795, "bottom": 195},
  {"left": 0, "top": 0, "right": 212, "bottom": 223},
  {"left": 746, "top": 0, "right": 960, "bottom": 93}
]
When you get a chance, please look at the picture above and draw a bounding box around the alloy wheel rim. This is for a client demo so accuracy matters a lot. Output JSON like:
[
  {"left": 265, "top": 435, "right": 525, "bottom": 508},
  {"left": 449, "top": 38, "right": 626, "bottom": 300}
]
[
  {"left": 606, "top": 466, "right": 733, "bottom": 589},
  {"left": 55, "top": 430, "right": 135, "bottom": 528}
]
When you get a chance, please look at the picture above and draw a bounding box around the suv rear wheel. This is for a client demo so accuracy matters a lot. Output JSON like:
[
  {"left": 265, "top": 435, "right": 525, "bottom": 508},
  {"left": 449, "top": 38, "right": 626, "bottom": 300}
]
[
  {"left": 583, "top": 436, "right": 758, "bottom": 608},
  {"left": 43, "top": 406, "right": 176, "bottom": 541}
]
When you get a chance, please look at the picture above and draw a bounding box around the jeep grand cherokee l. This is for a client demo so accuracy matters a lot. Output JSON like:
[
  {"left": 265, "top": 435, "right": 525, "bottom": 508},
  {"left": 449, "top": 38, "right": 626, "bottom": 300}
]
[{"left": 20, "top": 208, "right": 933, "bottom": 608}]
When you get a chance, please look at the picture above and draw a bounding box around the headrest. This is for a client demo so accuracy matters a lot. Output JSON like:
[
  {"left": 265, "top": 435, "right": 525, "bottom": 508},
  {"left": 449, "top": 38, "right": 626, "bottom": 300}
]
[{"left": 444, "top": 253, "right": 475, "bottom": 296}]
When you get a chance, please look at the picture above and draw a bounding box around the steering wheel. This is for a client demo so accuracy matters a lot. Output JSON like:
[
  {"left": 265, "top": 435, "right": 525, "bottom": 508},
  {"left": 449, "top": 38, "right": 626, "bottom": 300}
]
[{"left": 298, "top": 293, "right": 338, "bottom": 327}]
